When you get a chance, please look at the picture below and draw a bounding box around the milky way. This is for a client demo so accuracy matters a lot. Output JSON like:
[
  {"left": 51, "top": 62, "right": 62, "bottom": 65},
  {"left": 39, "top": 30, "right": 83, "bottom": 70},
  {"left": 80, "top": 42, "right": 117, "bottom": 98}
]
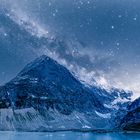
[{"left": 0, "top": 0, "right": 140, "bottom": 99}]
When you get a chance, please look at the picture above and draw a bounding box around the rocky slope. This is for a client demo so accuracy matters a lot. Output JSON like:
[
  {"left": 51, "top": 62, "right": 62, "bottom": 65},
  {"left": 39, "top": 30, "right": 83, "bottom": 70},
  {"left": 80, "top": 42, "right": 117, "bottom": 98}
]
[{"left": 121, "top": 97, "right": 140, "bottom": 131}]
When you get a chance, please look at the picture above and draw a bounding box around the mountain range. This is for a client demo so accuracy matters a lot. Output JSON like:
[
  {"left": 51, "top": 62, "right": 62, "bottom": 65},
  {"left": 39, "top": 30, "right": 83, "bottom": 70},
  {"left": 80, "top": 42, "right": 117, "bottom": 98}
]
[{"left": 0, "top": 55, "right": 135, "bottom": 132}]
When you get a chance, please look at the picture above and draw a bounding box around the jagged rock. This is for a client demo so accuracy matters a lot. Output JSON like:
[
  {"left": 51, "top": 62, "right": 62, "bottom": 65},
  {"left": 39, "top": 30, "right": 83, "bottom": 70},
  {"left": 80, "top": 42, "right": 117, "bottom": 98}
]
[{"left": 121, "top": 97, "right": 140, "bottom": 131}]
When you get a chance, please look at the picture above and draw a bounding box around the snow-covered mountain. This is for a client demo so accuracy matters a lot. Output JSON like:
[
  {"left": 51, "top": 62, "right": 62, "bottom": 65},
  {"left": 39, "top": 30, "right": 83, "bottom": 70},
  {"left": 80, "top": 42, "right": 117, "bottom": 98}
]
[{"left": 0, "top": 55, "right": 132, "bottom": 131}]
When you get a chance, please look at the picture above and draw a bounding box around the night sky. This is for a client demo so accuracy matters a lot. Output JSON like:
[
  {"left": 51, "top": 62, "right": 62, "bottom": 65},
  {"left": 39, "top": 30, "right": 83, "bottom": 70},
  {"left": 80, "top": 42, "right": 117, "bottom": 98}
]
[{"left": 0, "top": 0, "right": 140, "bottom": 99}]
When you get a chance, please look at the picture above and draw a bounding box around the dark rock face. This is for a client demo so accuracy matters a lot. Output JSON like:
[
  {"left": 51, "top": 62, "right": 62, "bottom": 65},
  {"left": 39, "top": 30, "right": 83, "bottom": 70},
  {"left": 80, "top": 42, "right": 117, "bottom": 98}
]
[
  {"left": 0, "top": 55, "right": 132, "bottom": 131},
  {"left": 121, "top": 98, "right": 140, "bottom": 131}
]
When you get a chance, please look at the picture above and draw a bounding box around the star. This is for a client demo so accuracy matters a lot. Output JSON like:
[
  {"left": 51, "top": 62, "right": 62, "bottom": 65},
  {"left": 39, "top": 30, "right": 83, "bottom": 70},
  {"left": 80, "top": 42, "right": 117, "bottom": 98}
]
[
  {"left": 116, "top": 42, "right": 120, "bottom": 46},
  {"left": 133, "top": 17, "right": 137, "bottom": 21},
  {"left": 111, "top": 26, "right": 115, "bottom": 29},
  {"left": 118, "top": 15, "right": 122, "bottom": 18}
]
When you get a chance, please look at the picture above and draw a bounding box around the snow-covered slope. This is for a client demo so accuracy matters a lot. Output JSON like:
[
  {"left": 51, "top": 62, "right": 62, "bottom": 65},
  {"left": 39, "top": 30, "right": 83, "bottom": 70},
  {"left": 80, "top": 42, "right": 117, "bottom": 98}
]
[{"left": 0, "top": 55, "right": 132, "bottom": 131}]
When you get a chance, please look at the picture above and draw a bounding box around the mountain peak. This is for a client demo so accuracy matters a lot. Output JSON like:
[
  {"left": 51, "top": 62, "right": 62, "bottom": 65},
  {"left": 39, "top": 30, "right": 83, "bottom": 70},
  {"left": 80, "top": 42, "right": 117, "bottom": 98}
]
[
  {"left": 36, "top": 55, "right": 52, "bottom": 61},
  {"left": 17, "top": 55, "right": 60, "bottom": 77},
  {"left": 15, "top": 55, "right": 81, "bottom": 91}
]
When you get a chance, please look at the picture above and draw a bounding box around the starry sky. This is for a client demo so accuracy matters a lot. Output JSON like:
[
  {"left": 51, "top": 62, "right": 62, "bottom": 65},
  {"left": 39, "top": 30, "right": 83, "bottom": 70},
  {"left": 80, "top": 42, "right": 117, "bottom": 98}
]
[{"left": 0, "top": 0, "right": 140, "bottom": 98}]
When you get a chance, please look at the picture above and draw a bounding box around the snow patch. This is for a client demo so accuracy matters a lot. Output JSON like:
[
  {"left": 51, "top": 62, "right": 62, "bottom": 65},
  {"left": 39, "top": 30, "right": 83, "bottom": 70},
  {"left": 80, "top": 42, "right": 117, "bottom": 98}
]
[
  {"left": 104, "top": 104, "right": 113, "bottom": 109},
  {"left": 95, "top": 111, "right": 111, "bottom": 119},
  {"left": 112, "top": 94, "right": 129, "bottom": 105},
  {"left": 82, "top": 125, "right": 91, "bottom": 129}
]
